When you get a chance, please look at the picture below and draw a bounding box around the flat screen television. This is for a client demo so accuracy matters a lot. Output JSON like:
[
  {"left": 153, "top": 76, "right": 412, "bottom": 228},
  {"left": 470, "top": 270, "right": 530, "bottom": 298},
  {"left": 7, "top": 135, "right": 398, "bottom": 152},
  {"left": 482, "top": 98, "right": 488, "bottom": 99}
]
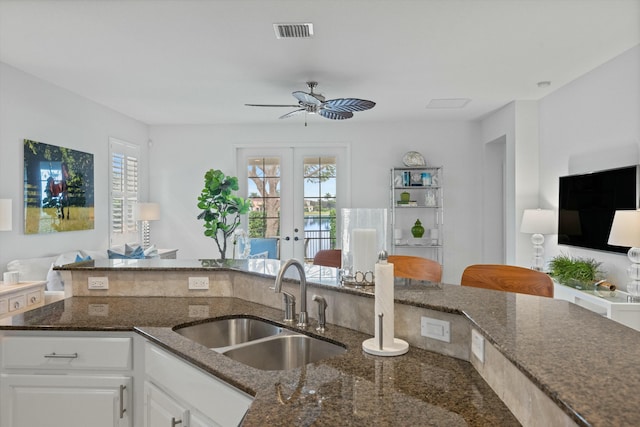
[{"left": 558, "top": 165, "right": 639, "bottom": 253}]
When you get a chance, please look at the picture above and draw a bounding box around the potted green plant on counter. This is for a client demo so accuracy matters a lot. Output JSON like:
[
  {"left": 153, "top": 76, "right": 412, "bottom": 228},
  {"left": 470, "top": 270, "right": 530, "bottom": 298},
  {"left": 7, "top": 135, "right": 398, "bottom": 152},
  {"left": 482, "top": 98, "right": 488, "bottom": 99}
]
[
  {"left": 548, "top": 254, "right": 604, "bottom": 290},
  {"left": 197, "top": 169, "right": 251, "bottom": 259}
]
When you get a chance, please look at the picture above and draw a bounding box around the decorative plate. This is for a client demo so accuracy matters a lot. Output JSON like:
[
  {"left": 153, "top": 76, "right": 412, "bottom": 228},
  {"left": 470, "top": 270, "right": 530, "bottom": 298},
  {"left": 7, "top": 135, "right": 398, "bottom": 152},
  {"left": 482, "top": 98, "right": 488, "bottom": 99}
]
[{"left": 402, "top": 151, "right": 426, "bottom": 167}]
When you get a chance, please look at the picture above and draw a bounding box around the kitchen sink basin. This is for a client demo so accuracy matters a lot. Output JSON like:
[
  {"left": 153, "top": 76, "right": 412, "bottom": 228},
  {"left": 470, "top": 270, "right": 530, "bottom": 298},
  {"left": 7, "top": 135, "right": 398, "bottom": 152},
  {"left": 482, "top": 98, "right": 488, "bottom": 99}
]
[
  {"left": 174, "top": 316, "right": 346, "bottom": 370},
  {"left": 222, "top": 334, "right": 346, "bottom": 371},
  {"left": 174, "top": 317, "right": 284, "bottom": 349}
]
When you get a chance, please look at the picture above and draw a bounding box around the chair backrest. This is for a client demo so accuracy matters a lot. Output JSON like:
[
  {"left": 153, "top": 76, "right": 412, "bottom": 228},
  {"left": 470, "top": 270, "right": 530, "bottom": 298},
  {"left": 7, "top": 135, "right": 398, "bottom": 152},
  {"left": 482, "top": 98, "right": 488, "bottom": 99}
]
[
  {"left": 312, "top": 249, "right": 342, "bottom": 268},
  {"left": 460, "top": 264, "right": 554, "bottom": 298},
  {"left": 387, "top": 255, "right": 442, "bottom": 282}
]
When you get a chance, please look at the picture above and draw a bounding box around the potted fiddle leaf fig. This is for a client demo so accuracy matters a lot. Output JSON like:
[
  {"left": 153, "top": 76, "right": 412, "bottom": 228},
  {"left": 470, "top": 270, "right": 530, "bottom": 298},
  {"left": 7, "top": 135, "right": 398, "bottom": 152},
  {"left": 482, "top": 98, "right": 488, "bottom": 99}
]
[{"left": 197, "top": 169, "right": 251, "bottom": 259}]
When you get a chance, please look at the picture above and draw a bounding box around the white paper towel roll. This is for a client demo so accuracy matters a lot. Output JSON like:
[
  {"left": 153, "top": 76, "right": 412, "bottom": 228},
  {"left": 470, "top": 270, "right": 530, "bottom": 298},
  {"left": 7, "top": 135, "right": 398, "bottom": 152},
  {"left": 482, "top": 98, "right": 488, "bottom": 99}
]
[
  {"left": 375, "top": 258, "right": 394, "bottom": 348},
  {"left": 352, "top": 228, "right": 377, "bottom": 273}
]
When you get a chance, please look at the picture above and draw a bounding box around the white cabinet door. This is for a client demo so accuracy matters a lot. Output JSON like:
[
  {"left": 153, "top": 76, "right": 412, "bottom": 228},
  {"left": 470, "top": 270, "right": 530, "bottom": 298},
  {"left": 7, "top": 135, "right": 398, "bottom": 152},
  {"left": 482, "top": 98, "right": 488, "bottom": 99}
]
[
  {"left": 144, "top": 381, "right": 190, "bottom": 427},
  {"left": 1, "top": 374, "right": 132, "bottom": 427}
]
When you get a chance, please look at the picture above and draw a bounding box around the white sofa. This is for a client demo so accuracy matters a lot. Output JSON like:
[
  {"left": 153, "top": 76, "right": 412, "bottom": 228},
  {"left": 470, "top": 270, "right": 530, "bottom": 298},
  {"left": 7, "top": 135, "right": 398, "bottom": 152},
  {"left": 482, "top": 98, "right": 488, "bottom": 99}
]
[{"left": 6, "top": 245, "right": 158, "bottom": 304}]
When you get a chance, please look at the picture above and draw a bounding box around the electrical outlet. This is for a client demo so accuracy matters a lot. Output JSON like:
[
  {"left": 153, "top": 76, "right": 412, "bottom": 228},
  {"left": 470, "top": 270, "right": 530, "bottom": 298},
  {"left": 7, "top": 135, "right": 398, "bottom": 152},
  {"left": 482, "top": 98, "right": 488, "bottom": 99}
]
[
  {"left": 188, "top": 277, "right": 209, "bottom": 290},
  {"left": 420, "top": 316, "right": 450, "bottom": 342},
  {"left": 88, "top": 277, "right": 109, "bottom": 290},
  {"left": 471, "top": 329, "right": 485, "bottom": 364}
]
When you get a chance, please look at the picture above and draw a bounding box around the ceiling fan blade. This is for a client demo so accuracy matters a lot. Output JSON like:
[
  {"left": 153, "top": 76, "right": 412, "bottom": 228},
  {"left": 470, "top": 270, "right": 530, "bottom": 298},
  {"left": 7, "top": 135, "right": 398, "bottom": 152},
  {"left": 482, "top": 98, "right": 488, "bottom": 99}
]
[
  {"left": 292, "top": 91, "right": 323, "bottom": 106},
  {"left": 318, "top": 109, "right": 353, "bottom": 120},
  {"left": 323, "top": 98, "right": 376, "bottom": 112},
  {"left": 279, "top": 109, "right": 306, "bottom": 119},
  {"left": 245, "top": 103, "right": 300, "bottom": 107}
]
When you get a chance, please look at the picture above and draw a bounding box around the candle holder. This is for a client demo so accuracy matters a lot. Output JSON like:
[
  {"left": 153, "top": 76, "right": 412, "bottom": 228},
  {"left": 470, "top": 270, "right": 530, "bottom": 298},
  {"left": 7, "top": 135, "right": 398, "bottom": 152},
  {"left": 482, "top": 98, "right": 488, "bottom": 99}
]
[{"left": 341, "top": 208, "right": 387, "bottom": 286}]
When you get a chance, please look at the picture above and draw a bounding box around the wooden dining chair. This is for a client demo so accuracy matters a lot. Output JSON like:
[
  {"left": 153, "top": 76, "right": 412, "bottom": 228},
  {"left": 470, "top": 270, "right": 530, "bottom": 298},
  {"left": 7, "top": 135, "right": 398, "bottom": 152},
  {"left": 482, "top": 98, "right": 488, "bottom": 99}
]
[
  {"left": 312, "top": 249, "right": 342, "bottom": 268},
  {"left": 387, "top": 255, "right": 443, "bottom": 282},
  {"left": 460, "top": 264, "right": 554, "bottom": 298}
]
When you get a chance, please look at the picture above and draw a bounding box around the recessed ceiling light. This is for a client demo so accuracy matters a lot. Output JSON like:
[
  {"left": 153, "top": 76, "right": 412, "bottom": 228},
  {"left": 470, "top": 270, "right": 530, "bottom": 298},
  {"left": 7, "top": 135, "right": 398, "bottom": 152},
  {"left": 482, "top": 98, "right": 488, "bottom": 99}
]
[
  {"left": 273, "top": 23, "right": 314, "bottom": 39},
  {"left": 537, "top": 81, "right": 551, "bottom": 88},
  {"left": 426, "top": 98, "right": 471, "bottom": 109}
]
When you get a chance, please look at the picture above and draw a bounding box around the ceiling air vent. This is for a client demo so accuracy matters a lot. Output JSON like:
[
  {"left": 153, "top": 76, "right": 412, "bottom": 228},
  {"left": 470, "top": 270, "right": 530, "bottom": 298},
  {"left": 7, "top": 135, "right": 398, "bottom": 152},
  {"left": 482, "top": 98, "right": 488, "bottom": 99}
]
[{"left": 273, "top": 23, "right": 314, "bottom": 39}]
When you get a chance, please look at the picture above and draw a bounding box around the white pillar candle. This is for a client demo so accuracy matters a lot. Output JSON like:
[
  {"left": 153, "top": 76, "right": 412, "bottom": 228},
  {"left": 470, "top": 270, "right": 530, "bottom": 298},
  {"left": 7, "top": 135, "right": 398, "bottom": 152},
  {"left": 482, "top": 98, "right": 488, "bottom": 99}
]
[
  {"left": 352, "top": 228, "right": 377, "bottom": 273},
  {"left": 374, "top": 258, "right": 395, "bottom": 348}
]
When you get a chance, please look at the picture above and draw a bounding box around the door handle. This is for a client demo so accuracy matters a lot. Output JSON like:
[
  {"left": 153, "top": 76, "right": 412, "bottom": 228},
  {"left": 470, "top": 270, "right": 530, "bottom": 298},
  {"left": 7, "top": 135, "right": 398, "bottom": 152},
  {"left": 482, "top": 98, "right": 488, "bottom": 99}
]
[
  {"left": 284, "top": 236, "right": 290, "bottom": 241},
  {"left": 294, "top": 236, "right": 299, "bottom": 241}
]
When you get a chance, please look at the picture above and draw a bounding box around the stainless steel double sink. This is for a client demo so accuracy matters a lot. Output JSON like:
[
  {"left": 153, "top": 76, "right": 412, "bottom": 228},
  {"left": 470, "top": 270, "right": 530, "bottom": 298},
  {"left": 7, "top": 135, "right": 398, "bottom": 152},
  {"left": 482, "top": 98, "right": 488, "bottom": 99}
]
[{"left": 174, "top": 317, "right": 346, "bottom": 371}]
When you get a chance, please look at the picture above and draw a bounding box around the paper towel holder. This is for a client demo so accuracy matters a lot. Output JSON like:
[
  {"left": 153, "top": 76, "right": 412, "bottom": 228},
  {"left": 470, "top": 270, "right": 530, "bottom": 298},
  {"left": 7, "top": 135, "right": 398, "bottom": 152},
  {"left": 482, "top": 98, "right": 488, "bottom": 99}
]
[{"left": 362, "top": 251, "right": 409, "bottom": 357}]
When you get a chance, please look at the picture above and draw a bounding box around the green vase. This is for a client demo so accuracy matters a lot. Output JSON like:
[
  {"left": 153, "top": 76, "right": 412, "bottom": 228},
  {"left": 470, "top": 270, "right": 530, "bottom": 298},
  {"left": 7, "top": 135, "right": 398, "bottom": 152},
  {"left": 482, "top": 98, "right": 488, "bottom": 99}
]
[{"left": 411, "top": 219, "right": 425, "bottom": 238}]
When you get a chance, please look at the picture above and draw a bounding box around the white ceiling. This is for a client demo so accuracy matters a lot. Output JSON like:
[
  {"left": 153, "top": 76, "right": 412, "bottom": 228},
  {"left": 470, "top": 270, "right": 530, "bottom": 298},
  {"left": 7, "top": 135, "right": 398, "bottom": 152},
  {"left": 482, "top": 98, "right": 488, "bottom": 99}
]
[{"left": 1, "top": 0, "right": 638, "bottom": 125}]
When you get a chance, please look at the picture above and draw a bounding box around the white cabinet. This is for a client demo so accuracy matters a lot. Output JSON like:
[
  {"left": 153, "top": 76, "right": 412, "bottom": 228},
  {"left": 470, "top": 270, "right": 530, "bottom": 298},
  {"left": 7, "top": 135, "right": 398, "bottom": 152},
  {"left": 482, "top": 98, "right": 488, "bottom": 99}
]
[
  {"left": 390, "top": 166, "right": 444, "bottom": 264},
  {"left": 0, "top": 332, "right": 134, "bottom": 427},
  {"left": 554, "top": 282, "right": 640, "bottom": 331},
  {"left": 144, "top": 342, "right": 253, "bottom": 427},
  {"left": 1, "top": 374, "right": 131, "bottom": 427},
  {"left": 0, "top": 281, "right": 45, "bottom": 319}
]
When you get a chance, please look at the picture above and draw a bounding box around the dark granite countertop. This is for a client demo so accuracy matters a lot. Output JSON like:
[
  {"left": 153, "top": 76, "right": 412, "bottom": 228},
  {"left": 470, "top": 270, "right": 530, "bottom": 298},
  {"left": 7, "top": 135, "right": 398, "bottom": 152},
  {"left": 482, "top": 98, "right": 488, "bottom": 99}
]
[
  {"left": 4, "top": 296, "right": 518, "bottom": 426},
  {"left": 29, "top": 260, "right": 640, "bottom": 425}
]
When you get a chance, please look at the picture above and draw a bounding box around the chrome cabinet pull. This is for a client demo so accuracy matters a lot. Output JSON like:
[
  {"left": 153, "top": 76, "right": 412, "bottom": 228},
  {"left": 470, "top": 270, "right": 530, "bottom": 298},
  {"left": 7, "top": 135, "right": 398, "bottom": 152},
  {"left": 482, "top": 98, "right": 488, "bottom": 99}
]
[
  {"left": 119, "top": 385, "right": 126, "bottom": 419},
  {"left": 44, "top": 352, "right": 78, "bottom": 359}
]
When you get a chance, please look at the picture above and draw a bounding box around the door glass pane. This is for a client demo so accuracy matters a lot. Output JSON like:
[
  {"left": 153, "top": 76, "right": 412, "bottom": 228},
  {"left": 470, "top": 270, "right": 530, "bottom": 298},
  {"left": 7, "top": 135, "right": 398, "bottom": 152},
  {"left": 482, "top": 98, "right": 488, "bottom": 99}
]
[
  {"left": 303, "top": 156, "right": 337, "bottom": 259},
  {"left": 247, "top": 157, "right": 280, "bottom": 239}
]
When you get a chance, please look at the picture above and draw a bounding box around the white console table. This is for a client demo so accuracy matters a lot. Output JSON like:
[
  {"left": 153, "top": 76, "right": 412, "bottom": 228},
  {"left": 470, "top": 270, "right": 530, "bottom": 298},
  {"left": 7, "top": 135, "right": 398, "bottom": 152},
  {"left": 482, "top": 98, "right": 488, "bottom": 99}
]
[{"left": 554, "top": 282, "right": 640, "bottom": 331}]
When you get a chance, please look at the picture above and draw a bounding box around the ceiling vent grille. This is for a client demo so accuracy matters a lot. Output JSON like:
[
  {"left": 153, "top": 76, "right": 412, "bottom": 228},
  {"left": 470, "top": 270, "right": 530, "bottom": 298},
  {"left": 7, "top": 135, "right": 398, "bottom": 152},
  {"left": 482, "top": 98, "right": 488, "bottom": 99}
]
[{"left": 273, "top": 23, "right": 314, "bottom": 39}]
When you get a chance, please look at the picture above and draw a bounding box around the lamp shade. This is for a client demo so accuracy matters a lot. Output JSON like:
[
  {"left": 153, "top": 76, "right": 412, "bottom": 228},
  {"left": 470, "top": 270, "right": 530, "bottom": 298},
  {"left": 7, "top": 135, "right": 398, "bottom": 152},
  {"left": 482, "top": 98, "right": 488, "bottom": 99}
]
[
  {"left": 608, "top": 210, "right": 640, "bottom": 247},
  {"left": 520, "top": 209, "right": 556, "bottom": 234},
  {"left": 135, "top": 202, "right": 160, "bottom": 221},
  {"left": 0, "top": 199, "right": 12, "bottom": 231}
]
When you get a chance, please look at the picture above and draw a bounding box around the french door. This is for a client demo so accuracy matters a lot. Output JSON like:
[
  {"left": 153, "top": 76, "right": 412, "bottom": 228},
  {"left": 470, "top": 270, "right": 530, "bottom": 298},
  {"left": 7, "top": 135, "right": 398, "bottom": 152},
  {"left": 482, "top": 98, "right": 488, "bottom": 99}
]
[{"left": 236, "top": 145, "right": 350, "bottom": 261}]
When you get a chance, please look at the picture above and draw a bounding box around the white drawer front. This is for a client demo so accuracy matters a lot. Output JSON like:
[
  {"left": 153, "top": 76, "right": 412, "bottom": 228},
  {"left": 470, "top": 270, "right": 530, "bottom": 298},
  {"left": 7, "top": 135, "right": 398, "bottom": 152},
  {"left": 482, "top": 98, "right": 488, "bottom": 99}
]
[
  {"left": 8, "top": 295, "right": 26, "bottom": 312},
  {"left": 2, "top": 336, "right": 132, "bottom": 370},
  {"left": 27, "top": 290, "right": 42, "bottom": 306}
]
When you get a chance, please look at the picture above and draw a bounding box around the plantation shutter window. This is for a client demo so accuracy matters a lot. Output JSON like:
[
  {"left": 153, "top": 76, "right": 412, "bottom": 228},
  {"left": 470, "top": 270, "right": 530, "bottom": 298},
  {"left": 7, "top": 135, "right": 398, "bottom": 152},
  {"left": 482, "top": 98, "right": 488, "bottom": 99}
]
[{"left": 109, "top": 138, "right": 139, "bottom": 246}]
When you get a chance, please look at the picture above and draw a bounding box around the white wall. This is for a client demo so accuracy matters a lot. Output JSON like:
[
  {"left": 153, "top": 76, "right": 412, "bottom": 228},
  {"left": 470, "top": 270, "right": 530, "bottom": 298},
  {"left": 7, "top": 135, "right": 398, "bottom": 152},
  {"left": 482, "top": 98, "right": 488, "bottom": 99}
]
[
  {"left": 148, "top": 120, "right": 483, "bottom": 284},
  {"left": 539, "top": 45, "right": 640, "bottom": 290},
  {"left": 0, "top": 63, "right": 149, "bottom": 270}
]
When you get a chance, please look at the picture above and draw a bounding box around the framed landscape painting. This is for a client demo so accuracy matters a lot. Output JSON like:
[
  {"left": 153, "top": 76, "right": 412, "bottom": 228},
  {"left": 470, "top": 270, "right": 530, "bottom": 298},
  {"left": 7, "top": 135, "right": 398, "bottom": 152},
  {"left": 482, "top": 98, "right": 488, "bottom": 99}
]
[{"left": 23, "top": 139, "right": 95, "bottom": 234}]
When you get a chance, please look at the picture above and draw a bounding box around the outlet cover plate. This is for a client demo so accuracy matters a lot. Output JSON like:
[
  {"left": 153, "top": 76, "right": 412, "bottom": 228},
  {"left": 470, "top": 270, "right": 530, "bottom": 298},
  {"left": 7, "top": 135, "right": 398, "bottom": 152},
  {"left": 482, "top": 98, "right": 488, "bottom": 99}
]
[
  {"left": 420, "top": 316, "right": 450, "bottom": 342},
  {"left": 471, "top": 329, "right": 485, "bottom": 363},
  {"left": 88, "top": 277, "right": 109, "bottom": 290},
  {"left": 188, "top": 277, "right": 209, "bottom": 290}
]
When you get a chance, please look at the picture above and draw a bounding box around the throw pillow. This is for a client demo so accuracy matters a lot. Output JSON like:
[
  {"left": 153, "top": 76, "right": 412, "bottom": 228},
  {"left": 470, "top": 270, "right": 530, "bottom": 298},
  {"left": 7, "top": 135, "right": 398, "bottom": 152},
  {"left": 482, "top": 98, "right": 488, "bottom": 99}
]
[{"left": 46, "top": 263, "right": 64, "bottom": 291}]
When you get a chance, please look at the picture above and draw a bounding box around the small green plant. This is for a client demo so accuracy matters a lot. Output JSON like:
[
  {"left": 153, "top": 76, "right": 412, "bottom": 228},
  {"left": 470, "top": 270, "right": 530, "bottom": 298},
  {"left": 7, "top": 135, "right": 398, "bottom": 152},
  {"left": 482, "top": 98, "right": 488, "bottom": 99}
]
[
  {"left": 197, "top": 169, "right": 251, "bottom": 259},
  {"left": 548, "top": 254, "right": 603, "bottom": 287}
]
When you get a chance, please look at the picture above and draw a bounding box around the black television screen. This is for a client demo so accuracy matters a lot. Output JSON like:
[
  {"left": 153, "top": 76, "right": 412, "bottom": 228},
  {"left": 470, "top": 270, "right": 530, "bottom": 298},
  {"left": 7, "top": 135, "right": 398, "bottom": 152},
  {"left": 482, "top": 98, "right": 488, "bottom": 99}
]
[{"left": 558, "top": 165, "right": 639, "bottom": 253}]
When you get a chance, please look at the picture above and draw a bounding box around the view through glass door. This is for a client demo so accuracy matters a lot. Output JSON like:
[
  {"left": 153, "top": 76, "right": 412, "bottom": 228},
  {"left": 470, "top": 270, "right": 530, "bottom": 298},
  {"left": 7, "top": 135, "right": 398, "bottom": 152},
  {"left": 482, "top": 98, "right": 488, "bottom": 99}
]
[{"left": 237, "top": 146, "right": 348, "bottom": 262}]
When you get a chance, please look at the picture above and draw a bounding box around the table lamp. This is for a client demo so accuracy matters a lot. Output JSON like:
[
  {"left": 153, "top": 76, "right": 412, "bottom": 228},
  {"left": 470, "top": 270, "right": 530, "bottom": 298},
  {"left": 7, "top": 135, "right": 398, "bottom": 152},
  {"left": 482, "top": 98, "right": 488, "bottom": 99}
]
[
  {"left": 0, "top": 199, "right": 12, "bottom": 231},
  {"left": 608, "top": 210, "right": 640, "bottom": 297},
  {"left": 520, "top": 209, "right": 555, "bottom": 271},
  {"left": 136, "top": 202, "right": 160, "bottom": 249}
]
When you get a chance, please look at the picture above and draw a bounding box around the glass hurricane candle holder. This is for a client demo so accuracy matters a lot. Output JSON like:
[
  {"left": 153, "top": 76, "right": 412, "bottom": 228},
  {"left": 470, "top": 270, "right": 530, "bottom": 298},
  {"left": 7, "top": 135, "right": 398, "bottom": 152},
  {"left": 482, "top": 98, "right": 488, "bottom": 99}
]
[{"left": 341, "top": 208, "right": 387, "bottom": 284}]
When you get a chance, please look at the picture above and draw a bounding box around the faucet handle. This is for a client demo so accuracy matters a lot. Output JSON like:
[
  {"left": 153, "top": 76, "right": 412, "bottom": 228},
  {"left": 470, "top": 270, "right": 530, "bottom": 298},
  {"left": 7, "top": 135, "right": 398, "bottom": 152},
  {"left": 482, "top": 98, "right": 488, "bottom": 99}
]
[
  {"left": 312, "top": 295, "right": 327, "bottom": 332},
  {"left": 282, "top": 292, "right": 296, "bottom": 323}
]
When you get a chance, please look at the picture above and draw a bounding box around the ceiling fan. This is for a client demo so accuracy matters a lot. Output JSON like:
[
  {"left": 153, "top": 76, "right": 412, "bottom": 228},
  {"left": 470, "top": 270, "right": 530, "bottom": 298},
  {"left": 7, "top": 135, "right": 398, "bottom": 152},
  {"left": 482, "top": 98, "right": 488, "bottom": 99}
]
[{"left": 245, "top": 81, "right": 375, "bottom": 124}]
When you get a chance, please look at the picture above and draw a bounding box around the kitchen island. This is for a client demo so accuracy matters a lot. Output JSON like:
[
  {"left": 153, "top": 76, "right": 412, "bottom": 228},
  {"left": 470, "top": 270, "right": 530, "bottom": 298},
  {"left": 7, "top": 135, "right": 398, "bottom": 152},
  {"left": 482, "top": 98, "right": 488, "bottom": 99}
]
[{"left": 2, "top": 259, "right": 638, "bottom": 426}]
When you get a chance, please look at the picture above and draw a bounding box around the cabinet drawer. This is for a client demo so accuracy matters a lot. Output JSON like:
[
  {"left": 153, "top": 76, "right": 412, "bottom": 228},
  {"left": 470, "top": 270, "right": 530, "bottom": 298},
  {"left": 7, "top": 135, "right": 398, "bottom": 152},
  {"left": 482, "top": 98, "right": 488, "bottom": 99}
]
[
  {"left": 27, "top": 290, "right": 42, "bottom": 306},
  {"left": 8, "top": 295, "right": 26, "bottom": 312},
  {"left": 0, "top": 299, "right": 7, "bottom": 315},
  {"left": 2, "top": 336, "right": 132, "bottom": 370}
]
